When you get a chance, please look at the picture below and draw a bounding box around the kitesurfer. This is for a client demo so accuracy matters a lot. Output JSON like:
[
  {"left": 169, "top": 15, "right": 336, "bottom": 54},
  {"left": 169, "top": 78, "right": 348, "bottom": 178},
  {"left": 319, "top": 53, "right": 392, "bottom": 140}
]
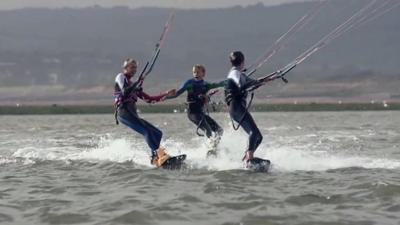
[
  {"left": 114, "top": 58, "right": 176, "bottom": 167},
  {"left": 167, "top": 64, "right": 224, "bottom": 153},
  {"left": 224, "top": 51, "right": 264, "bottom": 164}
]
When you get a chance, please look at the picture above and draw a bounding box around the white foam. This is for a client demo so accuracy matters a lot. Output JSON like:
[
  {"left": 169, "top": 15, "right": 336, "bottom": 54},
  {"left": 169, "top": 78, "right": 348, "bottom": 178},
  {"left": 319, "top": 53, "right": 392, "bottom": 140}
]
[
  {"left": 9, "top": 126, "right": 400, "bottom": 171},
  {"left": 12, "top": 138, "right": 152, "bottom": 167},
  {"left": 264, "top": 147, "right": 400, "bottom": 171},
  {"left": 13, "top": 146, "right": 63, "bottom": 160},
  {"left": 73, "top": 138, "right": 144, "bottom": 164},
  {"left": 0, "top": 157, "right": 18, "bottom": 165}
]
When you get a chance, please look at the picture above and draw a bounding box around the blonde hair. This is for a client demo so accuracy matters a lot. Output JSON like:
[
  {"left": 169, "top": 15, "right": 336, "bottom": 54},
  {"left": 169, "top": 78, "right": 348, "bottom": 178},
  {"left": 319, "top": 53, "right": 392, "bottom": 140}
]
[
  {"left": 193, "top": 64, "right": 206, "bottom": 73},
  {"left": 122, "top": 58, "right": 137, "bottom": 68}
]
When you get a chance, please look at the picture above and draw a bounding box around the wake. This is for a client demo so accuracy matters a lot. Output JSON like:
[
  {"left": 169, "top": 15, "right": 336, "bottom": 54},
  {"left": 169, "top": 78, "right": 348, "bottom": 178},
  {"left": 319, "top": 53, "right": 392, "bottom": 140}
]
[{"left": 9, "top": 127, "right": 400, "bottom": 172}]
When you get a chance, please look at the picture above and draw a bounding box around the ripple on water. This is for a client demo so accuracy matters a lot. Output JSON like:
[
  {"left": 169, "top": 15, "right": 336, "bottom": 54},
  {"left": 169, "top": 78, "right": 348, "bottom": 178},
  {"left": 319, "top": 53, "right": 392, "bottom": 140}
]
[
  {"left": 41, "top": 213, "right": 91, "bottom": 224},
  {"left": 385, "top": 204, "right": 400, "bottom": 212},
  {"left": 1, "top": 113, "right": 400, "bottom": 225},
  {"left": 109, "top": 210, "right": 154, "bottom": 225},
  {"left": 0, "top": 213, "right": 13, "bottom": 223}
]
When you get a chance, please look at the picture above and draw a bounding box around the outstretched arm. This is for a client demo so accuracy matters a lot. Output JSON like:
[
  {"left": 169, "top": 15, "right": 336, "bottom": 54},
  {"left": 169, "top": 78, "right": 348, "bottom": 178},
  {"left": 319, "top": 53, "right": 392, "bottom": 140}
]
[
  {"left": 206, "top": 80, "right": 226, "bottom": 91},
  {"left": 166, "top": 80, "right": 190, "bottom": 99},
  {"left": 137, "top": 89, "right": 175, "bottom": 104},
  {"left": 241, "top": 75, "right": 263, "bottom": 91}
]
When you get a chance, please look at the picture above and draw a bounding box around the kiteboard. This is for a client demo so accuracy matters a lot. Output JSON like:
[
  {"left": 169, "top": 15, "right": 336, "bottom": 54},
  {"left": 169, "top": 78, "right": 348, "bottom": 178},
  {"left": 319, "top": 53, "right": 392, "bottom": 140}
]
[
  {"left": 246, "top": 157, "right": 271, "bottom": 172},
  {"left": 161, "top": 154, "right": 187, "bottom": 170}
]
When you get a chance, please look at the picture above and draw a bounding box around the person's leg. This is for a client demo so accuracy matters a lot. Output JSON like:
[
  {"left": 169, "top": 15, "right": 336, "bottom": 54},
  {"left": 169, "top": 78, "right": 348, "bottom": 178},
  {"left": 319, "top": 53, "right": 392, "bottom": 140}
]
[
  {"left": 188, "top": 113, "right": 212, "bottom": 138},
  {"left": 229, "top": 101, "right": 263, "bottom": 161},
  {"left": 137, "top": 118, "right": 170, "bottom": 166},
  {"left": 239, "top": 112, "right": 263, "bottom": 152},
  {"left": 118, "top": 111, "right": 159, "bottom": 151},
  {"left": 239, "top": 111, "right": 263, "bottom": 161},
  {"left": 201, "top": 115, "right": 223, "bottom": 156},
  {"left": 118, "top": 108, "right": 169, "bottom": 167},
  {"left": 203, "top": 115, "right": 223, "bottom": 137},
  {"left": 140, "top": 119, "right": 163, "bottom": 150}
]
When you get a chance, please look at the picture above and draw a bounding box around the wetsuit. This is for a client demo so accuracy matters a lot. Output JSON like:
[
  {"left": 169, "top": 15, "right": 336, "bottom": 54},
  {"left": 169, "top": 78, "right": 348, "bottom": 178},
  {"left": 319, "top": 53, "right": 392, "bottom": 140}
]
[
  {"left": 224, "top": 67, "right": 263, "bottom": 152},
  {"left": 169, "top": 78, "right": 224, "bottom": 138},
  {"left": 114, "top": 73, "right": 168, "bottom": 156}
]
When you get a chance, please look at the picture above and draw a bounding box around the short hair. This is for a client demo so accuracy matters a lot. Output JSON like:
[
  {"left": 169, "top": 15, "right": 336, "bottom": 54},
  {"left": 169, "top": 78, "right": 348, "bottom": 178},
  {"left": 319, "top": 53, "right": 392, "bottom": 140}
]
[
  {"left": 229, "top": 51, "right": 245, "bottom": 67},
  {"left": 122, "top": 58, "right": 137, "bottom": 68},
  {"left": 193, "top": 64, "right": 206, "bottom": 73}
]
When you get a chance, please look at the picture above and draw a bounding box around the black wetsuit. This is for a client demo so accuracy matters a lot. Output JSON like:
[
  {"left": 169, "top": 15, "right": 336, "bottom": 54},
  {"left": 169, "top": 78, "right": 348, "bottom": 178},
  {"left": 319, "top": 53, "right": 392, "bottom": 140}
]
[{"left": 225, "top": 67, "right": 263, "bottom": 152}]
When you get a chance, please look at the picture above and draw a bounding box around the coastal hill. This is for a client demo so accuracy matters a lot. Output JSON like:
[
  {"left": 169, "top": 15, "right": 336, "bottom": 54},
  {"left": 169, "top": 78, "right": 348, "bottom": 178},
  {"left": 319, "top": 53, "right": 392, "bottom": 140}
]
[{"left": 0, "top": 0, "right": 399, "bottom": 105}]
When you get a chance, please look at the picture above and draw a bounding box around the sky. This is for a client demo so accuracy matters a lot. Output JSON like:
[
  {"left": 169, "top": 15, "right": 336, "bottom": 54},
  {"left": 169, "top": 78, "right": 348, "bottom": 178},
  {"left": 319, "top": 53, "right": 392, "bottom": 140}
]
[{"left": 0, "top": 0, "right": 311, "bottom": 10}]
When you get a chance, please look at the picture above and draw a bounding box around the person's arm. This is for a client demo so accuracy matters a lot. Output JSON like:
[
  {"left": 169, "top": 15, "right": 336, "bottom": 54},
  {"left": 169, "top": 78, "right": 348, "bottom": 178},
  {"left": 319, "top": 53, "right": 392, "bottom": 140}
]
[
  {"left": 166, "top": 80, "right": 191, "bottom": 99},
  {"left": 206, "top": 80, "right": 226, "bottom": 90},
  {"left": 137, "top": 90, "right": 169, "bottom": 104},
  {"left": 241, "top": 74, "right": 262, "bottom": 91}
]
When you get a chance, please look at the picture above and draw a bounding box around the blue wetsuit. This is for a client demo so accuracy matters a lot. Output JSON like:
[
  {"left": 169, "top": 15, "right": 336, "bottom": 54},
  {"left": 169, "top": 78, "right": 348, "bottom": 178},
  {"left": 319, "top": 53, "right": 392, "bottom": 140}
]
[
  {"left": 114, "top": 73, "right": 168, "bottom": 156},
  {"left": 169, "top": 78, "right": 224, "bottom": 138}
]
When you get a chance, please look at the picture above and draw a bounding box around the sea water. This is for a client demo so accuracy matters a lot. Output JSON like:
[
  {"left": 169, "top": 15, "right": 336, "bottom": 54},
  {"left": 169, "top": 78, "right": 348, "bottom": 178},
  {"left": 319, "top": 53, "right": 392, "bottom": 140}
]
[{"left": 0, "top": 112, "right": 399, "bottom": 225}]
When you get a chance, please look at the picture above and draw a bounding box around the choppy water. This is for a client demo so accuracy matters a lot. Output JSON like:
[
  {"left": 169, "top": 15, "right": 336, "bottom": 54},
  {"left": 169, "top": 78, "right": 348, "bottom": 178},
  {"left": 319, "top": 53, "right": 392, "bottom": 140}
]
[{"left": 1, "top": 112, "right": 399, "bottom": 225}]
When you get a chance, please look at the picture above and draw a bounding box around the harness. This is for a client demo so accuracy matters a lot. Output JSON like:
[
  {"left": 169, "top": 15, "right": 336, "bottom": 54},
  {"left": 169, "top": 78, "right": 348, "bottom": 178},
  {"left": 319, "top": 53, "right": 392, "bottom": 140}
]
[
  {"left": 224, "top": 78, "right": 255, "bottom": 131},
  {"left": 113, "top": 75, "right": 140, "bottom": 125},
  {"left": 185, "top": 81, "right": 208, "bottom": 111},
  {"left": 185, "top": 81, "right": 219, "bottom": 137}
]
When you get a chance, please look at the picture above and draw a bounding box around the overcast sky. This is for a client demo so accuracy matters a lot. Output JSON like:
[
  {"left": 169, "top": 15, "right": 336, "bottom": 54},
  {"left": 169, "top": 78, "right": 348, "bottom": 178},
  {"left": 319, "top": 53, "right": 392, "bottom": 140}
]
[{"left": 0, "top": 0, "right": 312, "bottom": 10}]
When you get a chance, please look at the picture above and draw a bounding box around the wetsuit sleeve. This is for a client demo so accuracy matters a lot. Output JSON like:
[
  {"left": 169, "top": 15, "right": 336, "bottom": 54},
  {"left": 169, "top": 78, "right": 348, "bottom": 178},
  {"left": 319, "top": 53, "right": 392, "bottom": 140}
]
[
  {"left": 166, "top": 79, "right": 190, "bottom": 99},
  {"left": 241, "top": 75, "right": 262, "bottom": 91},
  {"left": 137, "top": 90, "right": 168, "bottom": 103},
  {"left": 206, "top": 80, "right": 226, "bottom": 90}
]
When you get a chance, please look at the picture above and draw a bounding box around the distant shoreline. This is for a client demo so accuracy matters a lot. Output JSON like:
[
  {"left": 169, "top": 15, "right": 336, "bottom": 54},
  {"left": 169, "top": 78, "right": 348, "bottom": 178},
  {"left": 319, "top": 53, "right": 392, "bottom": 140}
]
[{"left": 0, "top": 103, "right": 399, "bottom": 115}]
